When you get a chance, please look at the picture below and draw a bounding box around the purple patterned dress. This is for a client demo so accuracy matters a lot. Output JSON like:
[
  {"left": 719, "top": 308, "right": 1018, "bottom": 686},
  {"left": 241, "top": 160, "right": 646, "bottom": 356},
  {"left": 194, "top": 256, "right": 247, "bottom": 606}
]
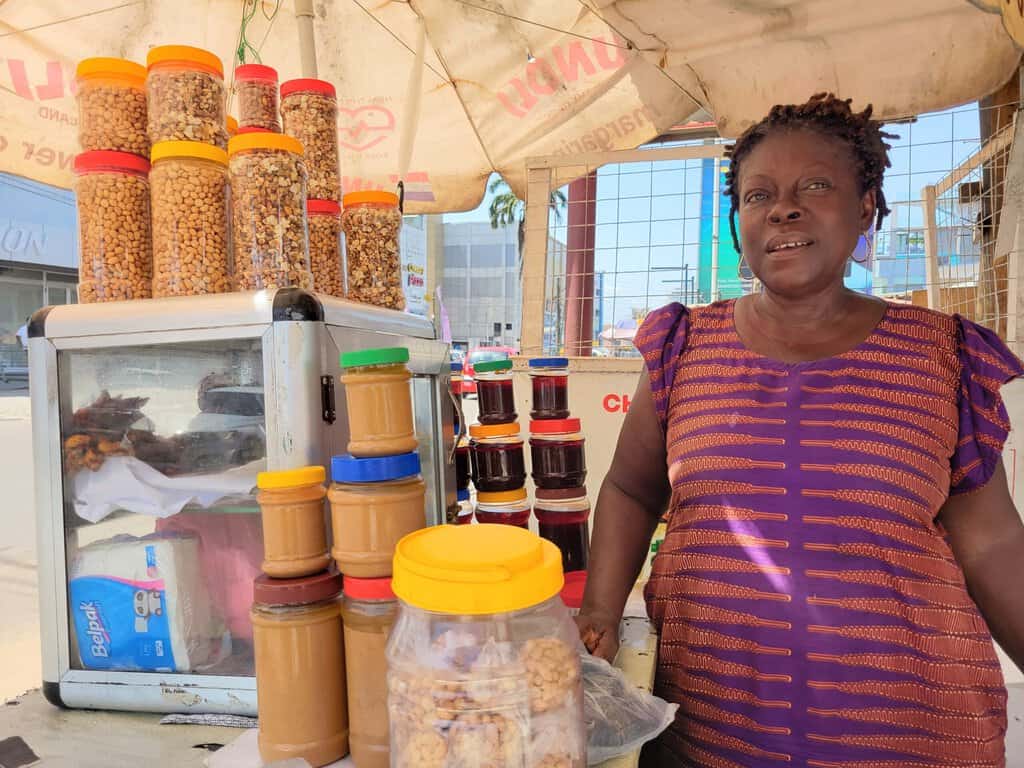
[{"left": 635, "top": 299, "right": 1023, "bottom": 767}]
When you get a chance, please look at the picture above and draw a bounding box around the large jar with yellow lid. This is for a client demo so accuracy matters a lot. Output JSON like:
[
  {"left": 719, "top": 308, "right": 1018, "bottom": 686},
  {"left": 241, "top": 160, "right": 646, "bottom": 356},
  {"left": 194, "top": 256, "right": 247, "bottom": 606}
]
[
  {"left": 146, "top": 45, "right": 227, "bottom": 149},
  {"left": 228, "top": 131, "right": 312, "bottom": 291},
  {"left": 387, "top": 524, "right": 585, "bottom": 768},
  {"left": 150, "top": 140, "right": 231, "bottom": 297},
  {"left": 257, "top": 466, "right": 330, "bottom": 579},
  {"left": 75, "top": 57, "right": 148, "bottom": 156}
]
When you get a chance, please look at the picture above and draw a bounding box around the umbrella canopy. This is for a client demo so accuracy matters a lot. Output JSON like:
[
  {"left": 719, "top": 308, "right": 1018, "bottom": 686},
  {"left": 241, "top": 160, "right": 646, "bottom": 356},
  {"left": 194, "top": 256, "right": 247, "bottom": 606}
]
[{"left": 1, "top": 1, "right": 1019, "bottom": 212}]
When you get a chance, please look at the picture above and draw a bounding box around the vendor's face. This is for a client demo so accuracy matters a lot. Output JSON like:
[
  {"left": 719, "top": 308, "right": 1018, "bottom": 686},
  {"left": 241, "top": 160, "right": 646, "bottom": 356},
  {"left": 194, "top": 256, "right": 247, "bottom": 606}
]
[{"left": 736, "top": 128, "right": 875, "bottom": 298}]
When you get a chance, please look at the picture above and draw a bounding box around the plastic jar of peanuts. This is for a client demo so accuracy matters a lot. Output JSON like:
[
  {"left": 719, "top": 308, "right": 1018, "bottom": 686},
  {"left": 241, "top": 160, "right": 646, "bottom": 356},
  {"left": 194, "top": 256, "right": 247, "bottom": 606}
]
[
  {"left": 388, "top": 524, "right": 586, "bottom": 768},
  {"left": 235, "top": 63, "right": 280, "bottom": 132},
  {"left": 228, "top": 132, "right": 312, "bottom": 291},
  {"left": 341, "top": 191, "right": 404, "bottom": 311},
  {"left": 75, "top": 58, "right": 148, "bottom": 157},
  {"left": 149, "top": 141, "right": 231, "bottom": 297},
  {"left": 308, "top": 199, "right": 344, "bottom": 296},
  {"left": 280, "top": 78, "right": 340, "bottom": 200},
  {"left": 146, "top": 45, "right": 227, "bottom": 149},
  {"left": 74, "top": 150, "right": 153, "bottom": 303}
]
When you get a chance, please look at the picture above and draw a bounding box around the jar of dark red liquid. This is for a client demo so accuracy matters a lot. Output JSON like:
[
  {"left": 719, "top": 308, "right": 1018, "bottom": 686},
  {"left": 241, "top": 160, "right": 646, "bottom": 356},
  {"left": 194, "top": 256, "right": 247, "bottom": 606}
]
[
  {"left": 455, "top": 488, "right": 473, "bottom": 524},
  {"left": 535, "top": 486, "right": 590, "bottom": 572},
  {"left": 469, "top": 422, "right": 526, "bottom": 492},
  {"left": 475, "top": 488, "right": 531, "bottom": 528},
  {"left": 455, "top": 436, "right": 471, "bottom": 491},
  {"left": 529, "top": 357, "right": 570, "bottom": 420},
  {"left": 473, "top": 359, "right": 517, "bottom": 425},
  {"left": 530, "top": 418, "right": 587, "bottom": 490}
]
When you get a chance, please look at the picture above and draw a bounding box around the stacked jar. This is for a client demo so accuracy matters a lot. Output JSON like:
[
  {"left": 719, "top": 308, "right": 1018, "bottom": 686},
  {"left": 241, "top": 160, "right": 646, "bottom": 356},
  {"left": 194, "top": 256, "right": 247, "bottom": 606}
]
[
  {"left": 235, "top": 64, "right": 280, "bottom": 132},
  {"left": 252, "top": 467, "right": 349, "bottom": 768},
  {"left": 146, "top": 46, "right": 227, "bottom": 149},
  {"left": 528, "top": 358, "right": 591, "bottom": 603},
  {"left": 342, "top": 191, "right": 404, "bottom": 311},
  {"left": 330, "top": 346, "right": 426, "bottom": 768}
]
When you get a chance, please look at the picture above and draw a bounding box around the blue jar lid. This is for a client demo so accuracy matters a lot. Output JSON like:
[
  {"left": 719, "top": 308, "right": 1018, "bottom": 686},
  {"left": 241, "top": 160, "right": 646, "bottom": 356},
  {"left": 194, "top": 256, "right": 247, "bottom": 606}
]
[
  {"left": 528, "top": 357, "right": 568, "bottom": 368},
  {"left": 332, "top": 452, "right": 421, "bottom": 483},
  {"left": 457, "top": 488, "right": 470, "bottom": 502},
  {"left": 450, "top": 361, "right": 463, "bottom": 372}
]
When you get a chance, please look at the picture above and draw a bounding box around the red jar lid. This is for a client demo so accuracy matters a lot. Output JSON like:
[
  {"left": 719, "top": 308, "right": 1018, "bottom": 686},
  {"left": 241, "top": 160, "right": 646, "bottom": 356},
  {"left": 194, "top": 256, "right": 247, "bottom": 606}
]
[
  {"left": 236, "top": 125, "right": 272, "bottom": 135},
  {"left": 281, "top": 77, "right": 336, "bottom": 99},
  {"left": 535, "top": 485, "right": 588, "bottom": 501},
  {"left": 343, "top": 576, "right": 395, "bottom": 601},
  {"left": 235, "top": 63, "right": 278, "bottom": 82},
  {"left": 73, "top": 150, "right": 150, "bottom": 176},
  {"left": 561, "top": 570, "right": 587, "bottom": 609},
  {"left": 308, "top": 199, "right": 342, "bottom": 216},
  {"left": 253, "top": 568, "right": 342, "bottom": 606},
  {"left": 530, "top": 418, "right": 581, "bottom": 434}
]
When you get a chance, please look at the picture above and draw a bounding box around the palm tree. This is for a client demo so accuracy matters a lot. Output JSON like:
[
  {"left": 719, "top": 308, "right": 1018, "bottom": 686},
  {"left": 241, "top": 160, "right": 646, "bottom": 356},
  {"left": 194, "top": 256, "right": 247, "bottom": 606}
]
[{"left": 487, "top": 176, "right": 567, "bottom": 262}]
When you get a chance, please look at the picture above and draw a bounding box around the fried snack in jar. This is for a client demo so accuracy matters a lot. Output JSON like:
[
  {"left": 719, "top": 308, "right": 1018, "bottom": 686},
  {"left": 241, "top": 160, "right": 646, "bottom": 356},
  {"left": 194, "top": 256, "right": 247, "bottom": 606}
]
[
  {"left": 308, "top": 199, "right": 344, "bottom": 296},
  {"left": 228, "top": 132, "right": 312, "bottom": 291},
  {"left": 75, "top": 58, "right": 148, "bottom": 157},
  {"left": 341, "top": 191, "right": 404, "bottom": 310},
  {"left": 149, "top": 141, "right": 231, "bottom": 297},
  {"left": 280, "top": 78, "right": 340, "bottom": 200},
  {"left": 146, "top": 45, "right": 227, "bottom": 149},
  {"left": 73, "top": 150, "right": 152, "bottom": 303},
  {"left": 234, "top": 63, "right": 280, "bottom": 132}
]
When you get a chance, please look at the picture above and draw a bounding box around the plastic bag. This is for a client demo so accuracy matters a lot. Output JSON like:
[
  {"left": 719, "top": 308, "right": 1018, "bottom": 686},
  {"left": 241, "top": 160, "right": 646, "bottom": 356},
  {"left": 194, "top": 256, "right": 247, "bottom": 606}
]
[{"left": 582, "top": 653, "right": 678, "bottom": 764}]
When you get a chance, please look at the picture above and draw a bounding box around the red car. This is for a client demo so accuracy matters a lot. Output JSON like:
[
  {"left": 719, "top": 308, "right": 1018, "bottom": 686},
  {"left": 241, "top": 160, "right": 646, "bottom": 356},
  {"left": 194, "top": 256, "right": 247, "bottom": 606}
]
[{"left": 461, "top": 346, "right": 518, "bottom": 396}]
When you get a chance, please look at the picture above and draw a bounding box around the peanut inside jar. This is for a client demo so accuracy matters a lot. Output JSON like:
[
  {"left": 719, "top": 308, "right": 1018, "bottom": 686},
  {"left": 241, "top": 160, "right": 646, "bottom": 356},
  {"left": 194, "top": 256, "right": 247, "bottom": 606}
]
[
  {"left": 342, "top": 190, "right": 405, "bottom": 311},
  {"left": 75, "top": 57, "right": 149, "bottom": 157},
  {"left": 308, "top": 199, "right": 344, "bottom": 297},
  {"left": 234, "top": 63, "right": 280, "bottom": 132},
  {"left": 280, "top": 78, "right": 340, "bottom": 201},
  {"left": 146, "top": 45, "right": 228, "bottom": 149}
]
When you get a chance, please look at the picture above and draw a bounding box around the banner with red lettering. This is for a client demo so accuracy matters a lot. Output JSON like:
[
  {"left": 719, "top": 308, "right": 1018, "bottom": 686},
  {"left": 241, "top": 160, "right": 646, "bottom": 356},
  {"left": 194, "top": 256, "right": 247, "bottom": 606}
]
[{"left": 1, "top": 0, "right": 1018, "bottom": 212}]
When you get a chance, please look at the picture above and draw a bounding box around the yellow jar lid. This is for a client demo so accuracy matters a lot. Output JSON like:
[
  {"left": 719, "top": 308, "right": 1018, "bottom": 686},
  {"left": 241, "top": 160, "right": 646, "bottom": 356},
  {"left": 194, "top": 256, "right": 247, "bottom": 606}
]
[
  {"left": 392, "top": 524, "right": 563, "bottom": 615},
  {"left": 476, "top": 488, "right": 528, "bottom": 504},
  {"left": 228, "top": 132, "right": 304, "bottom": 157},
  {"left": 76, "top": 57, "right": 146, "bottom": 85},
  {"left": 226, "top": 115, "right": 239, "bottom": 136},
  {"left": 151, "top": 140, "right": 228, "bottom": 166},
  {"left": 257, "top": 465, "right": 325, "bottom": 489},
  {"left": 146, "top": 45, "right": 224, "bottom": 77}
]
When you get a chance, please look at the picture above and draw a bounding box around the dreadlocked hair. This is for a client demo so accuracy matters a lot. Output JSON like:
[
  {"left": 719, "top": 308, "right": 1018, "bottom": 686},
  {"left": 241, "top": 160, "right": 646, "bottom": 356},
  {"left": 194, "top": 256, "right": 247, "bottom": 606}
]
[{"left": 723, "top": 93, "right": 897, "bottom": 253}]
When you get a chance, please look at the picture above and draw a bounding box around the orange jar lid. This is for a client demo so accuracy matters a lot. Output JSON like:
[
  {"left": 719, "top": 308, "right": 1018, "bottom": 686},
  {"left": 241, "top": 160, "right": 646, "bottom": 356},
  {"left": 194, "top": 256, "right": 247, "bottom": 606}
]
[
  {"left": 146, "top": 45, "right": 224, "bottom": 78},
  {"left": 477, "top": 488, "right": 528, "bottom": 504},
  {"left": 151, "top": 140, "right": 228, "bottom": 166},
  {"left": 76, "top": 57, "right": 146, "bottom": 86},
  {"left": 469, "top": 422, "right": 521, "bottom": 439},
  {"left": 343, "top": 190, "right": 399, "bottom": 208},
  {"left": 226, "top": 115, "right": 238, "bottom": 136},
  {"left": 228, "top": 132, "right": 304, "bottom": 157}
]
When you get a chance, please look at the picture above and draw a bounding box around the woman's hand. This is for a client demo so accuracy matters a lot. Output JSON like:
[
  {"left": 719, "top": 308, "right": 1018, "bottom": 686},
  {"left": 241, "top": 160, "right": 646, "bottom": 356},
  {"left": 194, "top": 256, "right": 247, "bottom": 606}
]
[{"left": 575, "top": 610, "right": 621, "bottom": 662}]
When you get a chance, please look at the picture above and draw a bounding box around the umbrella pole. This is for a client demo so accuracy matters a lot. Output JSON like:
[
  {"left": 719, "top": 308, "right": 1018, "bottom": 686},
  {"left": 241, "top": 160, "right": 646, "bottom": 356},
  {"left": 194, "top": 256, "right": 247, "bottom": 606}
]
[{"left": 295, "top": 0, "right": 318, "bottom": 78}]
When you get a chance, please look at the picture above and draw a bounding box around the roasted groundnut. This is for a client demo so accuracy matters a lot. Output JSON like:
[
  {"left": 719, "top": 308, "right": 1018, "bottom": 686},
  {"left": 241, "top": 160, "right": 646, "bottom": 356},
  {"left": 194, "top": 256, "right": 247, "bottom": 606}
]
[
  {"left": 521, "top": 637, "right": 580, "bottom": 714},
  {"left": 342, "top": 191, "right": 405, "bottom": 310},
  {"left": 280, "top": 78, "right": 340, "bottom": 201},
  {"left": 307, "top": 200, "right": 344, "bottom": 296},
  {"left": 150, "top": 142, "right": 231, "bottom": 297},
  {"left": 74, "top": 151, "right": 153, "bottom": 303},
  {"left": 228, "top": 133, "right": 312, "bottom": 291},
  {"left": 235, "top": 64, "right": 280, "bottom": 132},
  {"left": 146, "top": 45, "right": 227, "bottom": 149},
  {"left": 75, "top": 58, "right": 148, "bottom": 156}
]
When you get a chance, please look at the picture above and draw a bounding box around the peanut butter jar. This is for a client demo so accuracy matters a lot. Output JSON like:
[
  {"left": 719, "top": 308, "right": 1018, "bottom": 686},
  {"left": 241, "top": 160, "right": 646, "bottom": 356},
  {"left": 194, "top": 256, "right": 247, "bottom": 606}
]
[
  {"left": 251, "top": 569, "right": 349, "bottom": 766},
  {"left": 339, "top": 347, "right": 418, "bottom": 458},
  {"left": 341, "top": 576, "right": 397, "bottom": 768},
  {"left": 328, "top": 452, "right": 426, "bottom": 578},
  {"left": 256, "top": 466, "right": 330, "bottom": 579}
]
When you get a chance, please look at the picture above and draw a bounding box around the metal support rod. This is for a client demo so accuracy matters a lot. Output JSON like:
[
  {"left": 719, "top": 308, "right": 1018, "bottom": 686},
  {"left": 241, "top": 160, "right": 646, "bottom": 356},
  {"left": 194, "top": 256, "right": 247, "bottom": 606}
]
[
  {"left": 295, "top": 0, "right": 318, "bottom": 78},
  {"left": 923, "top": 185, "right": 941, "bottom": 311},
  {"left": 711, "top": 155, "right": 721, "bottom": 302}
]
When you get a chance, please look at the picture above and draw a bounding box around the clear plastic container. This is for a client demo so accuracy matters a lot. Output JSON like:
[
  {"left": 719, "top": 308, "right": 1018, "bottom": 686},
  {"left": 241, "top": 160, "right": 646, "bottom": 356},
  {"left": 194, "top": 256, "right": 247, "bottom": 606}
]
[
  {"left": 146, "top": 45, "right": 227, "bottom": 149},
  {"left": 228, "top": 132, "right": 312, "bottom": 291},
  {"left": 341, "top": 576, "right": 397, "bottom": 768},
  {"left": 535, "top": 487, "right": 590, "bottom": 573},
  {"left": 328, "top": 452, "right": 426, "bottom": 578},
  {"left": 529, "top": 357, "right": 570, "bottom": 421},
  {"left": 530, "top": 418, "right": 587, "bottom": 490},
  {"left": 308, "top": 199, "right": 344, "bottom": 297},
  {"left": 234, "top": 63, "right": 280, "bottom": 132},
  {"left": 150, "top": 141, "right": 231, "bottom": 297},
  {"left": 475, "top": 488, "right": 531, "bottom": 529},
  {"left": 256, "top": 466, "right": 330, "bottom": 579},
  {"left": 454, "top": 488, "right": 473, "bottom": 525},
  {"left": 73, "top": 150, "right": 152, "bottom": 303},
  {"left": 469, "top": 422, "right": 526, "bottom": 493},
  {"left": 388, "top": 525, "right": 585, "bottom": 768},
  {"left": 252, "top": 570, "right": 349, "bottom": 767},
  {"left": 75, "top": 57, "right": 148, "bottom": 157},
  {"left": 474, "top": 359, "right": 517, "bottom": 425},
  {"left": 280, "top": 78, "right": 340, "bottom": 201},
  {"left": 339, "top": 347, "right": 417, "bottom": 457},
  {"left": 341, "top": 191, "right": 404, "bottom": 310}
]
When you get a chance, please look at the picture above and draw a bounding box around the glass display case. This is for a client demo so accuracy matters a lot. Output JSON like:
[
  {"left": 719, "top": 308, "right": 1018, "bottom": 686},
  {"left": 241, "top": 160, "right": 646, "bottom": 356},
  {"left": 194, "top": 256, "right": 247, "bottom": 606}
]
[{"left": 28, "top": 288, "right": 453, "bottom": 714}]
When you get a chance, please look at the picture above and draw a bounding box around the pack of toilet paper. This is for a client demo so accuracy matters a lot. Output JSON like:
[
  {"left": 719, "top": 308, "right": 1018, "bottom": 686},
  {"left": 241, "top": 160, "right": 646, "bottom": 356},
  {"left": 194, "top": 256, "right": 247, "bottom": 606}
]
[{"left": 69, "top": 533, "right": 231, "bottom": 673}]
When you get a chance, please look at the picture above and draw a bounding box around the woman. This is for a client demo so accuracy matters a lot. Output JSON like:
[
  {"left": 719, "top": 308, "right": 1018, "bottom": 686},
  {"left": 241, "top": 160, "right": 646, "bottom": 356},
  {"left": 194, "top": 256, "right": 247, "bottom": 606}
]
[{"left": 577, "top": 93, "right": 1024, "bottom": 766}]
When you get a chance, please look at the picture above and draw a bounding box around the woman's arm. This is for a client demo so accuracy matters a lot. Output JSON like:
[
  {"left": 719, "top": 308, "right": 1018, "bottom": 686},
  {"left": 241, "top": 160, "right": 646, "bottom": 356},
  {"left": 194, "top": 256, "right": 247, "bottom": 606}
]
[
  {"left": 576, "top": 373, "right": 671, "bottom": 660},
  {"left": 939, "top": 462, "right": 1024, "bottom": 671}
]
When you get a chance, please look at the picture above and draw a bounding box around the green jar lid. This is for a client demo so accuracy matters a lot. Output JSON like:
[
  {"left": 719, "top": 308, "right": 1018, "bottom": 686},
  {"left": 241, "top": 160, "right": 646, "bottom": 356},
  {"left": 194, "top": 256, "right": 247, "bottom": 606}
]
[
  {"left": 474, "top": 359, "right": 513, "bottom": 373},
  {"left": 340, "top": 347, "right": 410, "bottom": 369}
]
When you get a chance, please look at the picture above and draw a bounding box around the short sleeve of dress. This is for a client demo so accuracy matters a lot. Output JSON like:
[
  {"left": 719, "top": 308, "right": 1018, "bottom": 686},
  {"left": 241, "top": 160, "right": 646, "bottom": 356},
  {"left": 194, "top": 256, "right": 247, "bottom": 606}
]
[
  {"left": 633, "top": 303, "right": 689, "bottom": 433},
  {"left": 951, "top": 316, "right": 1024, "bottom": 495}
]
